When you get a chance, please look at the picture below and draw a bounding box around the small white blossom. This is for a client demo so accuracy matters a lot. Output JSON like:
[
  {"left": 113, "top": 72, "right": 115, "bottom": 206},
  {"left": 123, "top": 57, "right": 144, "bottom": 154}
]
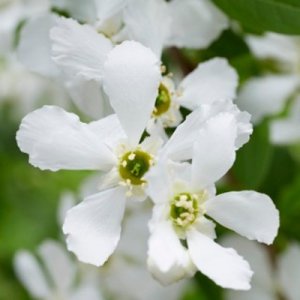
[{"left": 145, "top": 112, "right": 278, "bottom": 289}]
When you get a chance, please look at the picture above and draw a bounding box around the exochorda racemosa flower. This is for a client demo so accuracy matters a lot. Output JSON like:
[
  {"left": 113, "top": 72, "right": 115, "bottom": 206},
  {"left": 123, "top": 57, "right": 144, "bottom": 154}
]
[
  {"left": 16, "top": 78, "right": 252, "bottom": 268},
  {"left": 145, "top": 112, "right": 279, "bottom": 290}
]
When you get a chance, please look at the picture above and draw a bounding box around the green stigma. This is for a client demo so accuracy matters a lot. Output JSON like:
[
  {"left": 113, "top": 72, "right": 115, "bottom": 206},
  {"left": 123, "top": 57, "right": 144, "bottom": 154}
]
[
  {"left": 170, "top": 192, "right": 199, "bottom": 228},
  {"left": 153, "top": 83, "right": 171, "bottom": 116},
  {"left": 119, "top": 150, "right": 152, "bottom": 185}
]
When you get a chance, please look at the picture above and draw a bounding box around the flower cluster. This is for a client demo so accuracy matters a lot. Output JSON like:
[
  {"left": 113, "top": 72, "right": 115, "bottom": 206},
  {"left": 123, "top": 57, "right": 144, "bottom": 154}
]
[{"left": 11, "top": 0, "right": 280, "bottom": 294}]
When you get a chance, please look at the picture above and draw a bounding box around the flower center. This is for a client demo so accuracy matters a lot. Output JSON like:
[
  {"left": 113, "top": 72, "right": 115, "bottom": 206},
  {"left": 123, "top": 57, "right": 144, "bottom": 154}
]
[
  {"left": 153, "top": 83, "right": 171, "bottom": 116},
  {"left": 170, "top": 192, "right": 199, "bottom": 228},
  {"left": 119, "top": 150, "right": 152, "bottom": 185}
]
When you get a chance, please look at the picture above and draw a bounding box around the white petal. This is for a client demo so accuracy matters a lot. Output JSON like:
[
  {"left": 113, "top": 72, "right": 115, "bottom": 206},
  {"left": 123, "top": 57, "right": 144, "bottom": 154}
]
[
  {"left": 278, "top": 244, "right": 300, "bottom": 300},
  {"left": 178, "top": 58, "right": 238, "bottom": 110},
  {"left": 57, "top": 192, "right": 76, "bottom": 226},
  {"left": 193, "top": 216, "right": 216, "bottom": 240},
  {"left": 237, "top": 75, "right": 299, "bottom": 124},
  {"left": 270, "top": 119, "right": 300, "bottom": 145},
  {"left": 66, "top": 76, "right": 113, "bottom": 120},
  {"left": 191, "top": 112, "right": 237, "bottom": 188},
  {"left": 246, "top": 33, "right": 299, "bottom": 69},
  {"left": 87, "top": 114, "right": 127, "bottom": 149},
  {"left": 162, "top": 106, "right": 213, "bottom": 161},
  {"left": 38, "top": 240, "right": 75, "bottom": 292},
  {"left": 16, "top": 106, "right": 115, "bottom": 171},
  {"left": 187, "top": 229, "right": 253, "bottom": 290},
  {"left": 167, "top": 0, "right": 228, "bottom": 49},
  {"left": 148, "top": 221, "right": 195, "bottom": 285},
  {"left": 94, "top": 0, "right": 125, "bottom": 23},
  {"left": 51, "top": 17, "right": 113, "bottom": 80},
  {"left": 206, "top": 191, "right": 279, "bottom": 244},
  {"left": 18, "top": 13, "right": 60, "bottom": 77},
  {"left": 221, "top": 235, "right": 274, "bottom": 293},
  {"left": 63, "top": 187, "right": 126, "bottom": 266},
  {"left": 14, "top": 251, "right": 51, "bottom": 298},
  {"left": 103, "top": 41, "right": 161, "bottom": 146},
  {"left": 123, "top": 0, "right": 171, "bottom": 56},
  {"left": 145, "top": 162, "right": 173, "bottom": 204}
]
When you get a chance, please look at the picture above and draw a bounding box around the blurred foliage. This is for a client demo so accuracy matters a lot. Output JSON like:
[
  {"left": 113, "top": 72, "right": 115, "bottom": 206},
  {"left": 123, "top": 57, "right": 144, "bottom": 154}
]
[{"left": 212, "top": 0, "right": 300, "bottom": 35}]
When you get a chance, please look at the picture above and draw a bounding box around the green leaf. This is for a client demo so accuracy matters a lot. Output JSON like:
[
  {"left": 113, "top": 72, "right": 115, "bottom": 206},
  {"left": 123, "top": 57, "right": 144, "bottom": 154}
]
[
  {"left": 212, "top": 0, "right": 300, "bottom": 35},
  {"left": 232, "top": 121, "right": 273, "bottom": 189}
]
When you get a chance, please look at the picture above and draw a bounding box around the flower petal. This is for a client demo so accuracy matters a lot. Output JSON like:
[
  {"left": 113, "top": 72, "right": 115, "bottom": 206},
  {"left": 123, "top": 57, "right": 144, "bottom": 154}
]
[
  {"left": 191, "top": 112, "right": 237, "bottom": 188},
  {"left": 103, "top": 41, "right": 161, "bottom": 146},
  {"left": 38, "top": 240, "right": 75, "bottom": 292},
  {"left": 237, "top": 75, "right": 299, "bottom": 124},
  {"left": 148, "top": 221, "right": 195, "bottom": 285},
  {"left": 123, "top": 0, "right": 171, "bottom": 56},
  {"left": 63, "top": 187, "right": 126, "bottom": 266},
  {"left": 167, "top": 0, "right": 228, "bottom": 49},
  {"left": 270, "top": 119, "right": 300, "bottom": 145},
  {"left": 94, "top": 0, "right": 125, "bottom": 23},
  {"left": 14, "top": 251, "right": 51, "bottom": 298},
  {"left": 278, "top": 244, "right": 300, "bottom": 300},
  {"left": 51, "top": 17, "right": 113, "bottom": 80},
  {"left": 18, "top": 13, "right": 60, "bottom": 77},
  {"left": 206, "top": 191, "right": 279, "bottom": 244},
  {"left": 16, "top": 106, "right": 115, "bottom": 171},
  {"left": 221, "top": 235, "right": 275, "bottom": 295},
  {"left": 65, "top": 76, "right": 113, "bottom": 120},
  {"left": 178, "top": 58, "right": 238, "bottom": 110},
  {"left": 187, "top": 229, "right": 253, "bottom": 290}
]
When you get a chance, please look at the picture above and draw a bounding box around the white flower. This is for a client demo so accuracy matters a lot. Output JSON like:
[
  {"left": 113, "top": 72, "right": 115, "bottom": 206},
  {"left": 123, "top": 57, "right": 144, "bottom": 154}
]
[
  {"left": 145, "top": 112, "right": 278, "bottom": 289},
  {"left": 14, "top": 240, "right": 103, "bottom": 300},
  {"left": 223, "top": 235, "right": 300, "bottom": 300},
  {"left": 149, "top": 57, "right": 238, "bottom": 130}
]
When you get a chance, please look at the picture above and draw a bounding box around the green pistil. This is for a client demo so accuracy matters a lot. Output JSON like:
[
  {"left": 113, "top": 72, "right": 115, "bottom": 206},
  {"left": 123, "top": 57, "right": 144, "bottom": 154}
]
[
  {"left": 153, "top": 83, "right": 171, "bottom": 116},
  {"left": 170, "top": 192, "right": 199, "bottom": 228},
  {"left": 119, "top": 150, "right": 152, "bottom": 185}
]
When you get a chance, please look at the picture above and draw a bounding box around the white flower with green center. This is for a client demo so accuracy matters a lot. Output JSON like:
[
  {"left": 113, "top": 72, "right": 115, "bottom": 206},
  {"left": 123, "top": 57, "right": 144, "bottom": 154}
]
[
  {"left": 148, "top": 57, "right": 238, "bottom": 133},
  {"left": 14, "top": 240, "right": 103, "bottom": 300},
  {"left": 145, "top": 112, "right": 279, "bottom": 289}
]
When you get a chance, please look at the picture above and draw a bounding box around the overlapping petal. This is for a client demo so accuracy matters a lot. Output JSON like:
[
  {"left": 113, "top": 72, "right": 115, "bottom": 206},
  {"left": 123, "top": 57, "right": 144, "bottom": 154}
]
[
  {"left": 16, "top": 106, "right": 116, "bottom": 171},
  {"left": 148, "top": 221, "right": 194, "bottom": 285},
  {"left": 51, "top": 17, "right": 113, "bottom": 80},
  {"left": 187, "top": 229, "right": 253, "bottom": 290},
  {"left": 178, "top": 58, "right": 238, "bottom": 110},
  {"left": 206, "top": 191, "right": 279, "bottom": 244},
  {"left": 123, "top": 0, "right": 171, "bottom": 56},
  {"left": 191, "top": 112, "right": 237, "bottom": 188},
  {"left": 103, "top": 41, "right": 161, "bottom": 146},
  {"left": 63, "top": 187, "right": 126, "bottom": 266}
]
